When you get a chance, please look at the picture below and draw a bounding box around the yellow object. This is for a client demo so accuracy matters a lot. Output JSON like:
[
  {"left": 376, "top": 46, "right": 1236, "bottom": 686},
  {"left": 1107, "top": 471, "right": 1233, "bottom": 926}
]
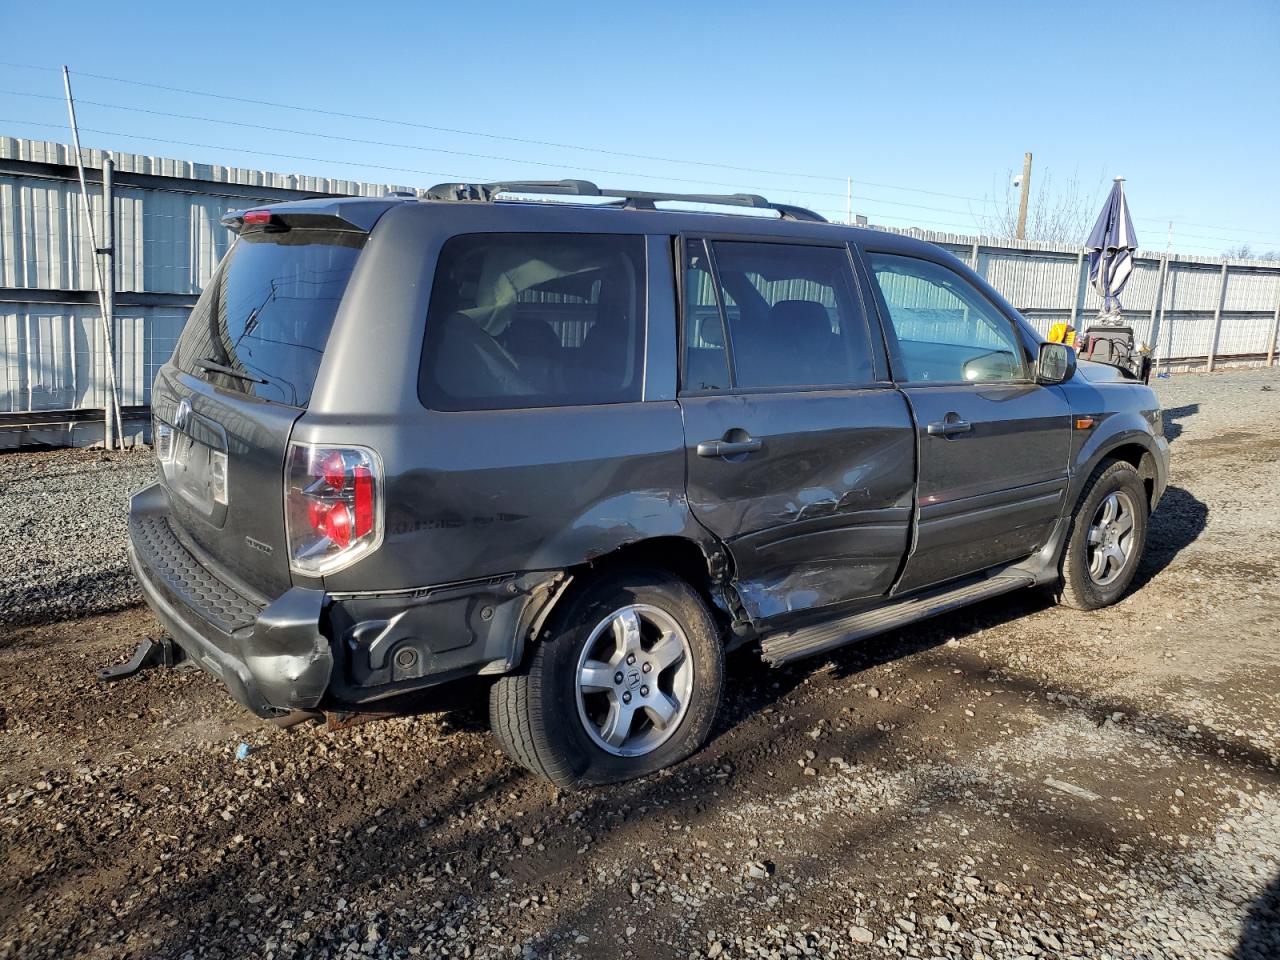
[{"left": 1048, "top": 323, "right": 1076, "bottom": 346}]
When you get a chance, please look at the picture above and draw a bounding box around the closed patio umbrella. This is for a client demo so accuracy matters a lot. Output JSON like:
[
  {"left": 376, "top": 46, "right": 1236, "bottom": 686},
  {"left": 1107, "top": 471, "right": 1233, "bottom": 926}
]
[{"left": 1086, "top": 177, "right": 1139, "bottom": 317}]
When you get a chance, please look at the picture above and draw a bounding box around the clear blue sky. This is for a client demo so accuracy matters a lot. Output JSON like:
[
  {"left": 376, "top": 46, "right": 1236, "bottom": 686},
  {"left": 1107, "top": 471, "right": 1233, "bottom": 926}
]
[{"left": 2, "top": 0, "right": 1277, "bottom": 255}]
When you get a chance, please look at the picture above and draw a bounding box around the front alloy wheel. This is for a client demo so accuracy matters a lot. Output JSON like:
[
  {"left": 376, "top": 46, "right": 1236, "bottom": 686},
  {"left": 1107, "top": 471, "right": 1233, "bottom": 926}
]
[
  {"left": 1086, "top": 490, "right": 1138, "bottom": 586},
  {"left": 1059, "top": 459, "right": 1149, "bottom": 610}
]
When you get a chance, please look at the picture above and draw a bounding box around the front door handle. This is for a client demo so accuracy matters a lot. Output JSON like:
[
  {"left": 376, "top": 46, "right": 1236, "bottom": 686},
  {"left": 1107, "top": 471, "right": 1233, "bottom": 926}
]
[
  {"left": 927, "top": 418, "right": 972, "bottom": 437},
  {"left": 697, "top": 437, "right": 763, "bottom": 458}
]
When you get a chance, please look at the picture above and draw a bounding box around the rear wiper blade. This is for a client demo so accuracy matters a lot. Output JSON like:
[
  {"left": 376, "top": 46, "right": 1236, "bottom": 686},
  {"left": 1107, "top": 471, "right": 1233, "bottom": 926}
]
[{"left": 194, "top": 357, "right": 268, "bottom": 384}]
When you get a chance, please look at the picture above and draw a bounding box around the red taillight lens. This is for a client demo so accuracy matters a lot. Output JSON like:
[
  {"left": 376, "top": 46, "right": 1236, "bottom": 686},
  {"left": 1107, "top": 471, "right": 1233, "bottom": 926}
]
[
  {"left": 307, "top": 498, "right": 330, "bottom": 533},
  {"left": 242, "top": 209, "right": 273, "bottom": 225},
  {"left": 321, "top": 450, "right": 347, "bottom": 492},
  {"left": 285, "top": 444, "right": 382, "bottom": 575},
  {"left": 325, "top": 503, "right": 353, "bottom": 548},
  {"left": 353, "top": 465, "right": 373, "bottom": 538}
]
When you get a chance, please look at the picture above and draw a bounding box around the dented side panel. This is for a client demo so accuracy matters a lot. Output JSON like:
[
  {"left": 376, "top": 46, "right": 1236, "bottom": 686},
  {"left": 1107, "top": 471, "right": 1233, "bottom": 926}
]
[{"left": 681, "top": 387, "right": 917, "bottom": 623}]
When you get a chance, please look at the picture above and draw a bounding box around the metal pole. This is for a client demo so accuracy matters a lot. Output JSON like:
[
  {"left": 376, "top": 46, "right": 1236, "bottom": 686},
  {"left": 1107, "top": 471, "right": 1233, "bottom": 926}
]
[
  {"left": 1162, "top": 264, "right": 1177, "bottom": 378},
  {"left": 846, "top": 177, "right": 852, "bottom": 226},
  {"left": 1206, "top": 261, "right": 1228, "bottom": 373},
  {"left": 62, "top": 65, "right": 123, "bottom": 450},
  {"left": 1147, "top": 256, "right": 1167, "bottom": 358},
  {"left": 1015, "top": 152, "right": 1032, "bottom": 241},
  {"left": 1267, "top": 275, "right": 1280, "bottom": 367},
  {"left": 1070, "top": 249, "right": 1085, "bottom": 329},
  {"left": 102, "top": 154, "right": 121, "bottom": 446}
]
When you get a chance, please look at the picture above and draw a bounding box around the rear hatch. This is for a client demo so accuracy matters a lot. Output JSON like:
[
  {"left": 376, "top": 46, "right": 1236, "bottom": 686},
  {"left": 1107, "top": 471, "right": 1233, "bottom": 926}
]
[{"left": 153, "top": 213, "right": 369, "bottom": 600}]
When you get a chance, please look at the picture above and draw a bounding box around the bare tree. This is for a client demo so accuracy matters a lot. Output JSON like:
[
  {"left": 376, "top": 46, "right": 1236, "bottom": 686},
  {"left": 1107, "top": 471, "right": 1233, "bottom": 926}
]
[
  {"left": 1223, "top": 243, "right": 1280, "bottom": 260},
  {"left": 975, "top": 167, "right": 1105, "bottom": 244}
]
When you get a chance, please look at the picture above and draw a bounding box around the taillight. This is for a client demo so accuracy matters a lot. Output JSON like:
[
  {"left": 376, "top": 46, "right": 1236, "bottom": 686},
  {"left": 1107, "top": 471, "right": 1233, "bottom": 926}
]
[{"left": 285, "top": 443, "right": 383, "bottom": 575}]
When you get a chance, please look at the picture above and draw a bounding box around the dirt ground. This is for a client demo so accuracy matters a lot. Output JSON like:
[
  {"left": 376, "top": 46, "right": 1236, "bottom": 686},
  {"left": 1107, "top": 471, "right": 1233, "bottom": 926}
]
[{"left": 2, "top": 369, "right": 1278, "bottom": 960}]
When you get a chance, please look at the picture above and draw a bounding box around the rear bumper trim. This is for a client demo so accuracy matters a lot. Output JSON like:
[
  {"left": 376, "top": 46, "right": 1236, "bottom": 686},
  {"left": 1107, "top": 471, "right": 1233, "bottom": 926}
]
[{"left": 128, "top": 483, "right": 332, "bottom": 717}]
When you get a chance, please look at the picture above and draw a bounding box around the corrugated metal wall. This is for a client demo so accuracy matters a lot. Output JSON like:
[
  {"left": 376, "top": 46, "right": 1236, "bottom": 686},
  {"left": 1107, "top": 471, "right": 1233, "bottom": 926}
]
[
  {"left": 0, "top": 137, "right": 417, "bottom": 422},
  {"left": 2, "top": 137, "right": 1279, "bottom": 435}
]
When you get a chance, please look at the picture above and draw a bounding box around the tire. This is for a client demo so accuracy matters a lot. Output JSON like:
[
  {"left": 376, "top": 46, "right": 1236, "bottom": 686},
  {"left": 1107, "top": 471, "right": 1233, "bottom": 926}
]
[
  {"left": 489, "top": 567, "right": 725, "bottom": 788},
  {"left": 1058, "top": 459, "right": 1150, "bottom": 610}
]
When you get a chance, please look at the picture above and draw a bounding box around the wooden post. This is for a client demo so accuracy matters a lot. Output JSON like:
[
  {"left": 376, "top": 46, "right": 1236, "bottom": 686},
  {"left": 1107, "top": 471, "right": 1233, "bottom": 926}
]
[
  {"left": 1015, "top": 152, "right": 1032, "bottom": 241},
  {"left": 1206, "top": 261, "right": 1228, "bottom": 372},
  {"left": 970, "top": 241, "right": 981, "bottom": 274}
]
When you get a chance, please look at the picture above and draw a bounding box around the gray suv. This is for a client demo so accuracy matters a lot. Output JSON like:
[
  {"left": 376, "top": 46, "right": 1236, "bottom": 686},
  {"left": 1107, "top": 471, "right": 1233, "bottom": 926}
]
[{"left": 128, "top": 181, "right": 1170, "bottom": 787}]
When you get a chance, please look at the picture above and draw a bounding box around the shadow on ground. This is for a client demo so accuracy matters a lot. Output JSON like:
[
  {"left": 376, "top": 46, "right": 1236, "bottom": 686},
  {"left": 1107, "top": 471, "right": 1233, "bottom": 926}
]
[
  {"left": 1236, "top": 871, "right": 1280, "bottom": 959},
  {"left": 1131, "top": 483, "right": 1208, "bottom": 591},
  {"left": 1162, "top": 402, "right": 1199, "bottom": 443}
]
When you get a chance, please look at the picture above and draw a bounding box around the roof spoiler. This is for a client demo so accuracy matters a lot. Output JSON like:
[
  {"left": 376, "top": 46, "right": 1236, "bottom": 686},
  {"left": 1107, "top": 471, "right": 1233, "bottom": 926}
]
[
  {"left": 221, "top": 196, "right": 408, "bottom": 234},
  {"left": 424, "top": 179, "right": 827, "bottom": 223}
]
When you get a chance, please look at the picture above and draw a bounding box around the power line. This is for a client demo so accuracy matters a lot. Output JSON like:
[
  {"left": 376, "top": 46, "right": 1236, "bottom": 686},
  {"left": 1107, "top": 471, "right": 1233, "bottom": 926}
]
[
  {"left": 0, "top": 60, "right": 995, "bottom": 204},
  {"left": 5, "top": 60, "right": 1278, "bottom": 245},
  {"left": 0, "top": 89, "right": 990, "bottom": 217},
  {"left": 1, "top": 116, "right": 992, "bottom": 234}
]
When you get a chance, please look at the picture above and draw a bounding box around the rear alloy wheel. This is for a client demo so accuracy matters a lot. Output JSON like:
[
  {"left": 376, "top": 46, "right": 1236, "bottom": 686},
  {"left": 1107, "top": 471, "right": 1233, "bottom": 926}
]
[
  {"left": 574, "top": 604, "right": 694, "bottom": 757},
  {"left": 490, "top": 568, "right": 724, "bottom": 788},
  {"left": 1059, "top": 459, "right": 1149, "bottom": 610}
]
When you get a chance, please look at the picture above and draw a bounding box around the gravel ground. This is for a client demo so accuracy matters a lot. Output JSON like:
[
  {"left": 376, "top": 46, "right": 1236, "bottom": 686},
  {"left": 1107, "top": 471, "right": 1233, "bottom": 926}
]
[
  {"left": 0, "top": 448, "right": 155, "bottom": 627},
  {"left": 1, "top": 368, "right": 1278, "bottom": 960}
]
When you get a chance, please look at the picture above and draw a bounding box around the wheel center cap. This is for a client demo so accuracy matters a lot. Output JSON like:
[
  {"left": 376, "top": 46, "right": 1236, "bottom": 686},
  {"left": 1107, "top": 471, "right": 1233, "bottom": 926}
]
[{"left": 627, "top": 670, "right": 641, "bottom": 689}]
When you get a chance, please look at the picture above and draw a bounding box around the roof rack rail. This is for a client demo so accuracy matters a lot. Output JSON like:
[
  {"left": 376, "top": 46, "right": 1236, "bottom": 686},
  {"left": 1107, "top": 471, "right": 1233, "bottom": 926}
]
[{"left": 424, "top": 179, "right": 827, "bottom": 223}]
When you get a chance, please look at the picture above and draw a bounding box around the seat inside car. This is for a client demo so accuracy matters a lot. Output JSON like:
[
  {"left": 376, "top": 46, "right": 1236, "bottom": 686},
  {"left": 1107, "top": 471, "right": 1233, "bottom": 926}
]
[{"left": 738, "top": 299, "right": 842, "bottom": 387}]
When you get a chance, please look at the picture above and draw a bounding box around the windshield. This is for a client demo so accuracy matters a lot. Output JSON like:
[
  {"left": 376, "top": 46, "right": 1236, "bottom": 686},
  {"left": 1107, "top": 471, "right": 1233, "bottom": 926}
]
[{"left": 172, "top": 227, "right": 365, "bottom": 407}]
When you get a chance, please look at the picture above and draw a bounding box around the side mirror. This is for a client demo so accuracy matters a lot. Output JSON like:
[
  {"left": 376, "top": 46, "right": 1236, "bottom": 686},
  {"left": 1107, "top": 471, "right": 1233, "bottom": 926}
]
[{"left": 1036, "top": 342, "right": 1076, "bottom": 385}]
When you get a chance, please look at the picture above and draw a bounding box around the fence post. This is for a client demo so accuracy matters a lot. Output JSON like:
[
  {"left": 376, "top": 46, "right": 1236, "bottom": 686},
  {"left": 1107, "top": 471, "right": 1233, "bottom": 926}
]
[
  {"left": 969, "top": 241, "right": 981, "bottom": 274},
  {"left": 1206, "top": 261, "right": 1228, "bottom": 372},
  {"left": 1148, "top": 256, "right": 1168, "bottom": 359},
  {"left": 1070, "top": 249, "right": 1086, "bottom": 329},
  {"left": 1268, "top": 273, "right": 1280, "bottom": 367},
  {"left": 102, "top": 155, "right": 118, "bottom": 447}
]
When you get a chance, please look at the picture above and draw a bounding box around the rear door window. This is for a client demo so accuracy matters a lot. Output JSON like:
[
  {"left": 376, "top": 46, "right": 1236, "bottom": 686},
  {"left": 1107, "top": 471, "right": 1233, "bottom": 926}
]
[
  {"left": 682, "top": 240, "right": 874, "bottom": 391},
  {"left": 420, "top": 233, "right": 646, "bottom": 411},
  {"left": 172, "top": 228, "right": 364, "bottom": 407}
]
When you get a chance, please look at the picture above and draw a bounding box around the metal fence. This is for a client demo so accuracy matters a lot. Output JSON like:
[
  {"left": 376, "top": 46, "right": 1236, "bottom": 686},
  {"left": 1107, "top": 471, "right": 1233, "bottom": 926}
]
[{"left": 3, "top": 136, "right": 1278, "bottom": 447}]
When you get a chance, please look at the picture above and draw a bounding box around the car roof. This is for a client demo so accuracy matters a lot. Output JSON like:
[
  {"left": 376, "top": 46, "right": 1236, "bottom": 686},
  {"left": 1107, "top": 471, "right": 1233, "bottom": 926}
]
[{"left": 229, "top": 192, "right": 955, "bottom": 263}]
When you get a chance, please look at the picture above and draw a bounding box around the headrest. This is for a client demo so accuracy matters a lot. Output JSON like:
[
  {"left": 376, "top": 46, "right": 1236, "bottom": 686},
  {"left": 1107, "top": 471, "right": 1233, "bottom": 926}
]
[
  {"left": 769, "top": 300, "right": 832, "bottom": 341},
  {"left": 696, "top": 313, "right": 724, "bottom": 348},
  {"left": 503, "top": 318, "right": 560, "bottom": 355}
]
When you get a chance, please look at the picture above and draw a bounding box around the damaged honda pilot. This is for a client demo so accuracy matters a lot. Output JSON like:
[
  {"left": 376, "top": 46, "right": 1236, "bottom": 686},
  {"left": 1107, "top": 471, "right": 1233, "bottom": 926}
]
[{"left": 128, "top": 181, "right": 1170, "bottom": 787}]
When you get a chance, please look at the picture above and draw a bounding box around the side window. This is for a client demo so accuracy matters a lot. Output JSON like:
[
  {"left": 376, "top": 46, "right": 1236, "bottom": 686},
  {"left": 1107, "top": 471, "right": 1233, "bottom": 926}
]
[
  {"left": 708, "top": 241, "right": 873, "bottom": 390},
  {"left": 865, "top": 253, "right": 1027, "bottom": 384},
  {"left": 421, "top": 233, "right": 645, "bottom": 411},
  {"left": 681, "top": 240, "right": 731, "bottom": 392}
]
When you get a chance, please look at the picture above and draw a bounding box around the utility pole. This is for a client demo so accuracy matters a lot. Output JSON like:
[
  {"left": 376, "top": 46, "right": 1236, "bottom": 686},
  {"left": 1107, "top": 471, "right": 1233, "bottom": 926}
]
[
  {"left": 1015, "top": 151, "right": 1033, "bottom": 241},
  {"left": 846, "top": 177, "right": 852, "bottom": 225}
]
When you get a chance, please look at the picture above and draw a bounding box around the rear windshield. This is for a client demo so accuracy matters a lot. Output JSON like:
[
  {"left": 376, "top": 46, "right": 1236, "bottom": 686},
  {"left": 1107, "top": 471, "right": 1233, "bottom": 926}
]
[{"left": 172, "top": 228, "right": 365, "bottom": 407}]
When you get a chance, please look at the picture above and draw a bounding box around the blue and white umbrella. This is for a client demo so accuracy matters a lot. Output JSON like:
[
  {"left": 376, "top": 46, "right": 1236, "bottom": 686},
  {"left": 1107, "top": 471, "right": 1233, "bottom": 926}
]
[{"left": 1086, "top": 178, "right": 1139, "bottom": 315}]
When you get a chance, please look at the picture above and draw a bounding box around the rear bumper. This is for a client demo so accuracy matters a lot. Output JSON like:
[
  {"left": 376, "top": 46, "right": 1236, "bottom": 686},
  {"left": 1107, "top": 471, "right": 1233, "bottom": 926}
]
[
  {"left": 128, "top": 483, "right": 331, "bottom": 718},
  {"left": 127, "top": 482, "right": 569, "bottom": 717}
]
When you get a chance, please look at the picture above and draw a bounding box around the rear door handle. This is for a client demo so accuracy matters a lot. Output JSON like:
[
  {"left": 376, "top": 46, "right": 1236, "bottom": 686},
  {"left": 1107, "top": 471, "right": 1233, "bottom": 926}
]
[
  {"left": 697, "top": 437, "right": 763, "bottom": 458},
  {"left": 927, "top": 418, "right": 972, "bottom": 437}
]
